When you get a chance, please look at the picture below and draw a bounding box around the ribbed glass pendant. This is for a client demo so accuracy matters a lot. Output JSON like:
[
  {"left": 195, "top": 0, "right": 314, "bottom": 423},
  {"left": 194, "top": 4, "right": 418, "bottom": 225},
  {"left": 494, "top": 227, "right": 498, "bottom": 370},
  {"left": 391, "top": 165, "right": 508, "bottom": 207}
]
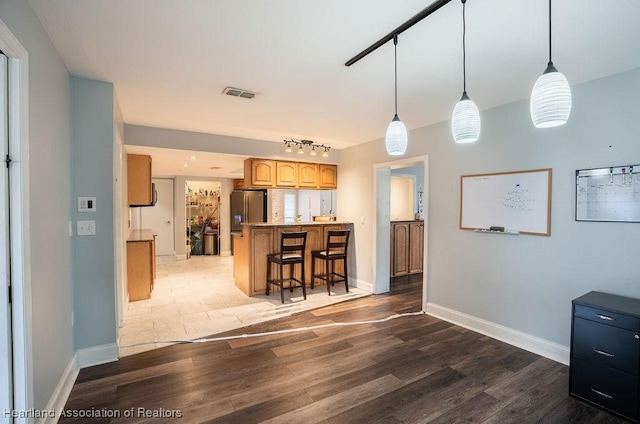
[
  {"left": 530, "top": 63, "right": 572, "bottom": 128},
  {"left": 452, "top": 92, "right": 480, "bottom": 143},
  {"left": 385, "top": 114, "right": 408, "bottom": 155}
]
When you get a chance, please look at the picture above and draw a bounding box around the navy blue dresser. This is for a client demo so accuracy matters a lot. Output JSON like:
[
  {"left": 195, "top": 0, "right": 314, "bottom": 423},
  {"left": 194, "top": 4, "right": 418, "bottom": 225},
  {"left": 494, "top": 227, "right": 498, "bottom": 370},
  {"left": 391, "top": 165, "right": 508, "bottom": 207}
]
[{"left": 571, "top": 291, "right": 640, "bottom": 422}]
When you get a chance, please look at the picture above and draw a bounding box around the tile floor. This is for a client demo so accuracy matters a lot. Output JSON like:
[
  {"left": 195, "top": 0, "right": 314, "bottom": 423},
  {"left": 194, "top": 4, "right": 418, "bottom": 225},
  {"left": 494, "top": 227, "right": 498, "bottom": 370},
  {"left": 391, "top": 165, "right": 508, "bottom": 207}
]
[{"left": 119, "top": 255, "right": 370, "bottom": 356}]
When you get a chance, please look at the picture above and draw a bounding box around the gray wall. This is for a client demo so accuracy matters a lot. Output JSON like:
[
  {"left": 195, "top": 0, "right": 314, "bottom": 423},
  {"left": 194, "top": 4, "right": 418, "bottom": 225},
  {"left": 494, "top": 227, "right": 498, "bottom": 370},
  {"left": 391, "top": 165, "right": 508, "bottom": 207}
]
[
  {"left": 0, "top": 0, "right": 74, "bottom": 411},
  {"left": 125, "top": 124, "right": 341, "bottom": 164},
  {"left": 71, "top": 77, "right": 117, "bottom": 349},
  {"left": 339, "top": 67, "right": 640, "bottom": 347}
]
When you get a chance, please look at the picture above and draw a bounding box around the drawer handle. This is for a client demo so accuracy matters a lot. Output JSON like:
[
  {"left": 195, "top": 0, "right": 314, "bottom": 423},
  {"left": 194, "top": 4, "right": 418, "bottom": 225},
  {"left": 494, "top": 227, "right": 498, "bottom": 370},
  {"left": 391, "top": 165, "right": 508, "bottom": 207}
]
[
  {"left": 591, "top": 388, "right": 613, "bottom": 400},
  {"left": 596, "top": 314, "right": 615, "bottom": 321},
  {"left": 593, "top": 348, "right": 614, "bottom": 358}
]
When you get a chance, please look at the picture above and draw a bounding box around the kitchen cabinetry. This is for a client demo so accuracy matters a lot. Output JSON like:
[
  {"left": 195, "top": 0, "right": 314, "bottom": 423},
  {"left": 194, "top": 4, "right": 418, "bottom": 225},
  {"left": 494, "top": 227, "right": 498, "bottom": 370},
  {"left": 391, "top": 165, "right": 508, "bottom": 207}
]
[
  {"left": 245, "top": 159, "right": 275, "bottom": 187},
  {"left": 298, "top": 163, "right": 319, "bottom": 188},
  {"left": 127, "top": 230, "right": 156, "bottom": 301},
  {"left": 232, "top": 223, "right": 348, "bottom": 296},
  {"left": 276, "top": 161, "right": 297, "bottom": 187},
  {"left": 318, "top": 164, "right": 338, "bottom": 189},
  {"left": 127, "top": 154, "right": 153, "bottom": 206},
  {"left": 391, "top": 221, "right": 423, "bottom": 277},
  {"left": 233, "top": 179, "right": 246, "bottom": 189},
  {"left": 243, "top": 158, "right": 337, "bottom": 189},
  {"left": 570, "top": 291, "right": 640, "bottom": 422}
]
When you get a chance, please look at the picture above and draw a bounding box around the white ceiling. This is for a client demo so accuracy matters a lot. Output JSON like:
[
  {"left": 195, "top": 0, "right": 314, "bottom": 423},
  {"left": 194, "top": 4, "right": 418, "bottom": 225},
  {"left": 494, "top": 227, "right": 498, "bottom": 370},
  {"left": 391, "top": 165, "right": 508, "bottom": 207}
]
[{"left": 29, "top": 0, "right": 640, "bottom": 173}]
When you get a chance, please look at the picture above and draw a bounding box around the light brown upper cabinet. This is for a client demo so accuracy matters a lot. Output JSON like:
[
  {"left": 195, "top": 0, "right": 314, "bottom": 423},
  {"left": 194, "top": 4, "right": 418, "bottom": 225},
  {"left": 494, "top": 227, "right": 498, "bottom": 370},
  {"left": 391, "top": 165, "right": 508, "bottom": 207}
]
[
  {"left": 243, "top": 158, "right": 337, "bottom": 189},
  {"left": 127, "top": 154, "right": 153, "bottom": 206},
  {"left": 298, "top": 162, "right": 319, "bottom": 188},
  {"left": 245, "top": 159, "right": 275, "bottom": 187},
  {"left": 318, "top": 164, "right": 338, "bottom": 189},
  {"left": 233, "top": 178, "right": 246, "bottom": 189},
  {"left": 275, "top": 161, "right": 297, "bottom": 187}
]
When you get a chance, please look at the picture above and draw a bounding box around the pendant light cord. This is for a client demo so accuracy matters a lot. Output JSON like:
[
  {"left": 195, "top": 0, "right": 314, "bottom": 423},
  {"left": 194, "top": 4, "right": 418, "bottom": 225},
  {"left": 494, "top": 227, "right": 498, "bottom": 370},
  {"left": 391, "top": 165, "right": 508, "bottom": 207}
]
[
  {"left": 393, "top": 33, "right": 399, "bottom": 115},
  {"left": 548, "top": 0, "right": 552, "bottom": 64},
  {"left": 462, "top": 0, "right": 467, "bottom": 94}
]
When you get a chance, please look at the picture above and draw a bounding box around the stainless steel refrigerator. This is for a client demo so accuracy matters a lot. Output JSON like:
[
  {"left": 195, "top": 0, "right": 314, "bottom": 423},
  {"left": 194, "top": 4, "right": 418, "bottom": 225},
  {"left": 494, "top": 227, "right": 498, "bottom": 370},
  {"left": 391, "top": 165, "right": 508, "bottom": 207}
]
[{"left": 230, "top": 189, "right": 267, "bottom": 234}]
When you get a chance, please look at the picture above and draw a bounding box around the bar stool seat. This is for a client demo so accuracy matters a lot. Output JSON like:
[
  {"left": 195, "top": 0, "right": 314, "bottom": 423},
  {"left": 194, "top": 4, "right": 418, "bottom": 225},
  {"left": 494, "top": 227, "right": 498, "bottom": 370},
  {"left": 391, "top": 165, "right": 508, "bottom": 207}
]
[
  {"left": 311, "top": 229, "right": 350, "bottom": 295},
  {"left": 266, "top": 231, "right": 307, "bottom": 304}
]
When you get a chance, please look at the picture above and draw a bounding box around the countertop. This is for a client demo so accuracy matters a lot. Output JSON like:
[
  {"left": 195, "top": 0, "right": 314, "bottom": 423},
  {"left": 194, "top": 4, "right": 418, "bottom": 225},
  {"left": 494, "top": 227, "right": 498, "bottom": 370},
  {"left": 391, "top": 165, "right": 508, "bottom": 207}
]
[
  {"left": 242, "top": 221, "right": 352, "bottom": 227},
  {"left": 127, "top": 229, "right": 155, "bottom": 242}
]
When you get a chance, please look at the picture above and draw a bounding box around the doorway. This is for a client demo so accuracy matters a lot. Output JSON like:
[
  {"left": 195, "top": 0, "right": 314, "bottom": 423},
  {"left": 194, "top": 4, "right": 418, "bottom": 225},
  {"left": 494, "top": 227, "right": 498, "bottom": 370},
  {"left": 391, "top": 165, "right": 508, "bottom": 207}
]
[{"left": 374, "top": 156, "right": 429, "bottom": 310}]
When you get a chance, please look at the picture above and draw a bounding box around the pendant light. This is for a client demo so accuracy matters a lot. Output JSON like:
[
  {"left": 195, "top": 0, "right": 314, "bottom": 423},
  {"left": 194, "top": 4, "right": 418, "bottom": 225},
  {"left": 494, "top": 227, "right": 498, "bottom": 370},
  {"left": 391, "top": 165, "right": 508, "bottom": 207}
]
[
  {"left": 451, "top": 0, "right": 480, "bottom": 144},
  {"left": 385, "top": 34, "right": 407, "bottom": 156},
  {"left": 530, "top": 0, "right": 571, "bottom": 128}
]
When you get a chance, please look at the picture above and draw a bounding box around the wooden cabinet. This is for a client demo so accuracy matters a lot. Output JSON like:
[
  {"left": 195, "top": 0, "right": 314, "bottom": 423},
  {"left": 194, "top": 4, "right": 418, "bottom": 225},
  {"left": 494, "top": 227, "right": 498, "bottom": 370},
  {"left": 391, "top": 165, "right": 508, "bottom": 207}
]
[
  {"left": 570, "top": 292, "right": 640, "bottom": 422},
  {"left": 243, "top": 158, "right": 337, "bottom": 189},
  {"left": 233, "top": 223, "right": 347, "bottom": 296},
  {"left": 245, "top": 159, "right": 275, "bottom": 187},
  {"left": 233, "top": 179, "right": 246, "bottom": 189},
  {"left": 318, "top": 164, "right": 337, "bottom": 189},
  {"left": 127, "top": 241, "right": 154, "bottom": 301},
  {"left": 298, "top": 163, "right": 319, "bottom": 188},
  {"left": 127, "top": 154, "right": 153, "bottom": 206},
  {"left": 391, "top": 221, "right": 423, "bottom": 277},
  {"left": 276, "top": 161, "right": 297, "bottom": 187}
]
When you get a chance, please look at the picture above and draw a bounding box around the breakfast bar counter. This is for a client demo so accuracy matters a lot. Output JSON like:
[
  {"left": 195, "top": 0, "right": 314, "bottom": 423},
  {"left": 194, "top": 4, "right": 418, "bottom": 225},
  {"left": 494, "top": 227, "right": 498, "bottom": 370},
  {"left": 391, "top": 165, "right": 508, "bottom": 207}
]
[{"left": 233, "top": 222, "right": 352, "bottom": 296}]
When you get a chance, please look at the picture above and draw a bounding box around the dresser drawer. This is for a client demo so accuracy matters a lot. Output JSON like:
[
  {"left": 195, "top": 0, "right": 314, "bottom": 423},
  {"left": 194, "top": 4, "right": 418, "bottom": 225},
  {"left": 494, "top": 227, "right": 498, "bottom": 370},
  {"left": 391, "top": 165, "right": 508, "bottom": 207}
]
[
  {"left": 571, "top": 356, "right": 639, "bottom": 421},
  {"left": 572, "top": 317, "right": 640, "bottom": 375},
  {"left": 574, "top": 304, "right": 640, "bottom": 331}
]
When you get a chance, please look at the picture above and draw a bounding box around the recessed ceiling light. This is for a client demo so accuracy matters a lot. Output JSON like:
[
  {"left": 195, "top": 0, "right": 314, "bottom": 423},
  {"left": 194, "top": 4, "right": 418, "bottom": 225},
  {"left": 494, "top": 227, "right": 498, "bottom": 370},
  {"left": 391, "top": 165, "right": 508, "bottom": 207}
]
[
  {"left": 190, "top": 155, "right": 196, "bottom": 160},
  {"left": 183, "top": 163, "right": 188, "bottom": 167}
]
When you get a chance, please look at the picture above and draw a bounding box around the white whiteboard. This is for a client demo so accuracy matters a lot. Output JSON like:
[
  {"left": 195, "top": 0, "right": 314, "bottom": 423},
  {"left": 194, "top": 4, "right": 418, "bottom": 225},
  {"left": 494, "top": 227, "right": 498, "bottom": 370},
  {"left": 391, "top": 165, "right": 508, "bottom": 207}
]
[
  {"left": 576, "top": 165, "right": 640, "bottom": 222},
  {"left": 460, "top": 169, "right": 552, "bottom": 236}
]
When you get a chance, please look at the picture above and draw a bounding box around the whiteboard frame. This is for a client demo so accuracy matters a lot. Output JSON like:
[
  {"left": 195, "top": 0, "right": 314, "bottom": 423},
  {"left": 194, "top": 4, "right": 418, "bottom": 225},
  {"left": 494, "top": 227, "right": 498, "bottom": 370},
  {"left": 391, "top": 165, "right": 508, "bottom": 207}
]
[
  {"left": 575, "top": 165, "right": 640, "bottom": 223},
  {"left": 460, "top": 168, "right": 552, "bottom": 236}
]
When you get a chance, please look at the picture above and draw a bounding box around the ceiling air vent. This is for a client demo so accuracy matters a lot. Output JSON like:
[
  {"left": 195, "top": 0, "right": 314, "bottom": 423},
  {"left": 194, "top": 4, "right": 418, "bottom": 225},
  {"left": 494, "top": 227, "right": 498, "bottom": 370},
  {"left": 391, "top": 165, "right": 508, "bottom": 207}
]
[{"left": 223, "top": 87, "right": 256, "bottom": 99}]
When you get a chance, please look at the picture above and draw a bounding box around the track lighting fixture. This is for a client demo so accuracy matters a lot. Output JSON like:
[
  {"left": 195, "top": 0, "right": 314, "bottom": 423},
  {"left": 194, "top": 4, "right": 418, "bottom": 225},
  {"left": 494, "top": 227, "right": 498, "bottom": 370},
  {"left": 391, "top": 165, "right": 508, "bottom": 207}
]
[{"left": 283, "top": 139, "right": 330, "bottom": 157}]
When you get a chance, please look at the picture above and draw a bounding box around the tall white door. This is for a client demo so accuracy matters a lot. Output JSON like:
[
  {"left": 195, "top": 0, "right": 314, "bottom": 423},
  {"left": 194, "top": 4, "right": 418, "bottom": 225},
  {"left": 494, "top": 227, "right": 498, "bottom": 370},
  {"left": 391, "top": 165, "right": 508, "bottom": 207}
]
[
  {"left": 0, "top": 53, "right": 14, "bottom": 423},
  {"left": 141, "top": 179, "right": 175, "bottom": 256}
]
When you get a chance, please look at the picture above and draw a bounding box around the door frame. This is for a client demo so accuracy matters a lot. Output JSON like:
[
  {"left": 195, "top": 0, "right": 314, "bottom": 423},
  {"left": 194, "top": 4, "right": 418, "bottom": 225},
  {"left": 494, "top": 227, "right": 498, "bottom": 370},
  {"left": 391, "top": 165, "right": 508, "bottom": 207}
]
[
  {"left": 0, "top": 18, "right": 33, "bottom": 422},
  {"left": 373, "top": 155, "right": 429, "bottom": 310}
]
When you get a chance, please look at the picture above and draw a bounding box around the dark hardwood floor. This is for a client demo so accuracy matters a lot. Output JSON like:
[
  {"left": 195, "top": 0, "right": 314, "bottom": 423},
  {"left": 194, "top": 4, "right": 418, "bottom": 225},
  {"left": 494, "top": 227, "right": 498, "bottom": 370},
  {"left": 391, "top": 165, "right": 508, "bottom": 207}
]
[{"left": 60, "top": 280, "right": 626, "bottom": 423}]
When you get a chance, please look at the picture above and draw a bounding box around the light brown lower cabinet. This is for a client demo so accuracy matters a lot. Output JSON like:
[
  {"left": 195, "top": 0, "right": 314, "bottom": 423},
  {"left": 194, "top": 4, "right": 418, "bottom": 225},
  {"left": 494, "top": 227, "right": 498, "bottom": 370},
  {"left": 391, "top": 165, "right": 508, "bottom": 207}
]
[
  {"left": 233, "top": 223, "right": 348, "bottom": 296},
  {"left": 127, "top": 236, "right": 156, "bottom": 301},
  {"left": 391, "top": 221, "right": 423, "bottom": 277}
]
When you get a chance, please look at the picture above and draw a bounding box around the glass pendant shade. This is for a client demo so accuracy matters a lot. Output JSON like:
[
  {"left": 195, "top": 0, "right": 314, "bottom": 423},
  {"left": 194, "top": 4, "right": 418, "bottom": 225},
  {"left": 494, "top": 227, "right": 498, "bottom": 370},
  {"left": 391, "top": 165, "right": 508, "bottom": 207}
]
[
  {"left": 385, "top": 114, "right": 408, "bottom": 156},
  {"left": 451, "top": 92, "right": 480, "bottom": 144},
  {"left": 530, "top": 63, "right": 572, "bottom": 128}
]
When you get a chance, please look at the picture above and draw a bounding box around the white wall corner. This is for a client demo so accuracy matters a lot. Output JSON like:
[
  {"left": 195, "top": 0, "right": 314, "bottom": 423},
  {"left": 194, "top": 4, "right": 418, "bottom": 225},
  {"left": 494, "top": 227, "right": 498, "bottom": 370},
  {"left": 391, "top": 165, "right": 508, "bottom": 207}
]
[
  {"left": 38, "top": 353, "right": 79, "bottom": 424},
  {"left": 77, "top": 343, "right": 119, "bottom": 368},
  {"left": 426, "top": 303, "right": 570, "bottom": 366}
]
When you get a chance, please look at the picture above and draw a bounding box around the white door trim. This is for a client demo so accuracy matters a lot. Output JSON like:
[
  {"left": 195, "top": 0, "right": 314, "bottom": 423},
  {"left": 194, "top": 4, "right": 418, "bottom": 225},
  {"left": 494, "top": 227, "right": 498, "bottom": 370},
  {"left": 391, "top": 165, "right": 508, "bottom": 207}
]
[
  {"left": 373, "top": 155, "right": 429, "bottom": 310},
  {"left": 0, "top": 17, "right": 33, "bottom": 423}
]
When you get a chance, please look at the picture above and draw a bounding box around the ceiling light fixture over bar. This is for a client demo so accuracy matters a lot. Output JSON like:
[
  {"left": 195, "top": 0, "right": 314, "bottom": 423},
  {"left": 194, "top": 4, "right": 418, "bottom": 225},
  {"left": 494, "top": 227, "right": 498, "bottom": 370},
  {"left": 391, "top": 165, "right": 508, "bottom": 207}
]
[
  {"left": 283, "top": 139, "right": 331, "bottom": 157},
  {"left": 345, "top": 0, "right": 452, "bottom": 67}
]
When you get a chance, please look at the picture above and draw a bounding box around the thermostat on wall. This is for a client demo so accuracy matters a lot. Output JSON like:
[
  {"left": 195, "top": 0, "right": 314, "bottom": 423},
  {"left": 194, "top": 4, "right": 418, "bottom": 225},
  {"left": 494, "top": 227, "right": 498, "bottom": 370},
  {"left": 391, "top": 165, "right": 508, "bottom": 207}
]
[{"left": 78, "top": 197, "right": 96, "bottom": 212}]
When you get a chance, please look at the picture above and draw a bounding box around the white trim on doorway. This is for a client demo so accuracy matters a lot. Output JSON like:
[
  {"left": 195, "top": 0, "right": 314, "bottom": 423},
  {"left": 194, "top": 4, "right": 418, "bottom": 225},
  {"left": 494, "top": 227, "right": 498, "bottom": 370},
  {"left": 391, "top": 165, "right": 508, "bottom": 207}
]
[
  {"left": 373, "top": 155, "right": 429, "bottom": 310},
  {"left": 0, "top": 17, "right": 33, "bottom": 423}
]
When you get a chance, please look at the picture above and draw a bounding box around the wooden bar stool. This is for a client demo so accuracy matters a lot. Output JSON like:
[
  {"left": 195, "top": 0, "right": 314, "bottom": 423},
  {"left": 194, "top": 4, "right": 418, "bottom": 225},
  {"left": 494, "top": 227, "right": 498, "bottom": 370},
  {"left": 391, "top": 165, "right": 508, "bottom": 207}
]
[
  {"left": 311, "top": 229, "right": 350, "bottom": 295},
  {"left": 266, "top": 231, "right": 307, "bottom": 304}
]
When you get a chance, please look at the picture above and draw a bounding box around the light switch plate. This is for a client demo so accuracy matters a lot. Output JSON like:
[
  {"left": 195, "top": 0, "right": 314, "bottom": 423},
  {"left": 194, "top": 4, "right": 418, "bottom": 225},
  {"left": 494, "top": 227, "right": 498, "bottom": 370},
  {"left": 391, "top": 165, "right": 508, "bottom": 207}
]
[
  {"left": 77, "top": 220, "right": 96, "bottom": 236},
  {"left": 78, "top": 197, "right": 96, "bottom": 212}
]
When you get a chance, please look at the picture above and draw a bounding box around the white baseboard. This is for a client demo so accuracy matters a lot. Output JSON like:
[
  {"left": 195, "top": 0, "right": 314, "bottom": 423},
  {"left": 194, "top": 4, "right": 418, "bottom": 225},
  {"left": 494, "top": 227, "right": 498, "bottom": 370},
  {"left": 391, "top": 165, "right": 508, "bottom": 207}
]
[
  {"left": 426, "top": 303, "right": 570, "bottom": 365},
  {"left": 77, "top": 343, "right": 119, "bottom": 368},
  {"left": 176, "top": 254, "right": 187, "bottom": 261},
  {"left": 38, "top": 353, "right": 79, "bottom": 424},
  {"left": 220, "top": 250, "right": 232, "bottom": 257},
  {"left": 353, "top": 278, "right": 373, "bottom": 293}
]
